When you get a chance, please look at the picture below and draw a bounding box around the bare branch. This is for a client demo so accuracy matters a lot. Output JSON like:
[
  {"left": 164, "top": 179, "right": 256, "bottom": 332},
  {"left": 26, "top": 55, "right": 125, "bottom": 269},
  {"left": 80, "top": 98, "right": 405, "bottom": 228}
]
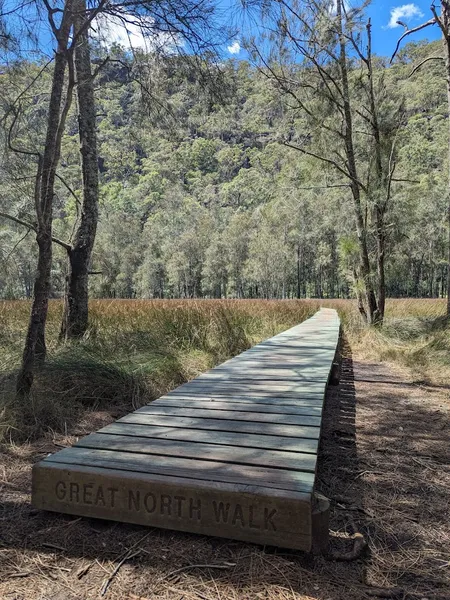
[
  {"left": 430, "top": 4, "right": 448, "bottom": 40},
  {"left": 4, "top": 229, "right": 32, "bottom": 262},
  {"left": 250, "top": 43, "right": 345, "bottom": 138},
  {"left": 390, "top": 18, "right": 436, "bottom": 63},
  {"left": 391, "top": 177, "right": 420, "bottom": 184},
  {"left": 90, "top": 56, "right": 110, "bottom": 81},
  {"left": 55, "top": 172, "right": 81, "bottom": 205},
  {"left": 107, "top": 58, "right": 178, "bottom": 121},
  {"left": 7, "top": 109, "right": 41, "bottom": 159},
  {"left": 69, "top": 0, "right": 109, "bottom": 49},
  {"left": 296, "top": 183, "right": 350, "bottom": 190},
  {"left": 1, "top": 57, "right": 54, "bottom": 122},
  {"left": 42, "top": 0, "right": 59, "bottom": 39},
  {"left": 409, "top": 55, "right": 444, "bottom": 77}
]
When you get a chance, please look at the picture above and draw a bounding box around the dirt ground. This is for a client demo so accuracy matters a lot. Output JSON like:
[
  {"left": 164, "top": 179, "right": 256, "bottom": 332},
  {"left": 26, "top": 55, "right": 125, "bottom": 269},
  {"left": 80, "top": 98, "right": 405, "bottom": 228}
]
[{"left": 1, "top": 344, "right": 449, "bottom": 600}]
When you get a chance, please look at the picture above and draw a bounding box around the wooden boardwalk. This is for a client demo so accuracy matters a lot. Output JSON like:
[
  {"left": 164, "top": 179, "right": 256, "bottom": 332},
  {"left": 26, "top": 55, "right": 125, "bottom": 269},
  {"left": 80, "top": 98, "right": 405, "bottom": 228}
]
[{"left": 32, "top": 308, "right": 340, "bottom": 551}]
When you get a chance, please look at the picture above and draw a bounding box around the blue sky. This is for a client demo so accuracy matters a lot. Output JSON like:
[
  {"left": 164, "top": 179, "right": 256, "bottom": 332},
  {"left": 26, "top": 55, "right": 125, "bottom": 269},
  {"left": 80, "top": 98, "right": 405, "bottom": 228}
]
[
  {"left": 1, "top": 0, "right": 442, "bottom": 61},
  {"left": 224, "top": 0, "right": 442, "bottom": 59},
  {"left": 365, "top": 0, "right": 441, "bottom": 55}
]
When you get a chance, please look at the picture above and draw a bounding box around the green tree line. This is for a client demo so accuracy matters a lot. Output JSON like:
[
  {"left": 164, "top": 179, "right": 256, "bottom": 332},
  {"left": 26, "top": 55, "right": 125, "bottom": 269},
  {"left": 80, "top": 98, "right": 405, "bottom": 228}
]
[{"left": 1, "top": 38, "right": 448, "bottom": 303}]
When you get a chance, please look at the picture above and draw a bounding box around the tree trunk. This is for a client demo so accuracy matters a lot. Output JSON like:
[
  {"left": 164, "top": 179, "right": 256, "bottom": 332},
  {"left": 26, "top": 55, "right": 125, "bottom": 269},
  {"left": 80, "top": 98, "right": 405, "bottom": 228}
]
[
  {"left": 61, "top": 0, "right": 99, "bottom": 339},
  {"left": 444, "top": 3, "right": 450, "bottom": 315},
  {"left": 336, "top": 0, "right": 378, "bottom": 324},
  {"left": 18, "top": 230, "right": 52, "bottom": 395},
  {"left": 16, "top": 22, "right": 73, "bottom": 397},
  {"left": 367, "top": 21, "right": 386, "bottom": 325},
  {"left": 375, "top": 208, "right": 386, "bottom": 321}
]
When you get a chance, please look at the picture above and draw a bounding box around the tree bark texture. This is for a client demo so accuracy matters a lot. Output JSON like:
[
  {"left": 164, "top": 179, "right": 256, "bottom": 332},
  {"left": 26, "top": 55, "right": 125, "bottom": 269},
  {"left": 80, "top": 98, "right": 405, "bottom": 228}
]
[
  {"left": 16, "top": 10, "right": 73, "bottom": 397},
  {"left": 61, "top": 0, "right": 99, "bottom": 339},
  {"left": 16, "top": 5, "right": 71, "bottom": 397}
]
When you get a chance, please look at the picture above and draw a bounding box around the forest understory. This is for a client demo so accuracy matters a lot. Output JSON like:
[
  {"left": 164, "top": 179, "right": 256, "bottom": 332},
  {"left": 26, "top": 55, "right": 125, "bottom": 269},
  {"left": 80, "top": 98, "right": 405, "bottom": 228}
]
[{"left": 0, "top": 352, "right": 448, "bottom": 600}]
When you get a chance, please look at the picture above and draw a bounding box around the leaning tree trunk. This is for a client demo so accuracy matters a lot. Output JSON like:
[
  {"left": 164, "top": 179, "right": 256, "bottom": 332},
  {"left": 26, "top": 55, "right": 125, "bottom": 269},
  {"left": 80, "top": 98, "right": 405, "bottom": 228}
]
[
  {"left": 61, "top": 0, "right": 99, "bottom": 339},
  {"left": 16, "top": 23, "right": 73, "bottom": 397}
]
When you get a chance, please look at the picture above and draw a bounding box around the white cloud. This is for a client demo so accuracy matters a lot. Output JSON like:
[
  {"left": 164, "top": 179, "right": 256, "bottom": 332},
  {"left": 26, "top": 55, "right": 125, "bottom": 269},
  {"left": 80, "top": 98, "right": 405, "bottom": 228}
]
[
  {"left": 227, "top": 41, "right": 241, "bottom": 55},
  {"left": 92, "top": 13, "right": 179, "bottom": 52},
  {"left": 387, "top": 4, "right": 424, "bottom": 28}
]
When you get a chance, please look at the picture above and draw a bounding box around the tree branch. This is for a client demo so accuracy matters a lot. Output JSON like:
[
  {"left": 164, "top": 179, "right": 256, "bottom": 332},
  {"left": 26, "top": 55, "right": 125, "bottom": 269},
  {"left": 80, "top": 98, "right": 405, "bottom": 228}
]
[
  {"left": 55, "top": 172, "right": 81, "bottom": 205},
  {"left": 296, "top": 183, "right": 350, "bottom": 190},
  {"left": 0, "top": 212, "right": 72, "bottom": 252},
  {"left": 7, "top": 109, "right": 41, "bottom": 159},
  {"left": 391, "top": 177, "right": 420, "bottom": 183},
  {"left": 283, "top": 141, "right": 368, "bottom": 193},
  {"left": 390, "top": 18, "right": 436, "bottom": 63},
  {"left": 1, "top": 57, "right": 54, "bottom": 122},
  {"left": 409, "top": 55, "right": 444, "bottom": 77},
  {"left": 5, "top": 229, "right": 32, "bottom": 262},
  {"left": 430, "top": 3, "right": 448, "bottom": 40}
]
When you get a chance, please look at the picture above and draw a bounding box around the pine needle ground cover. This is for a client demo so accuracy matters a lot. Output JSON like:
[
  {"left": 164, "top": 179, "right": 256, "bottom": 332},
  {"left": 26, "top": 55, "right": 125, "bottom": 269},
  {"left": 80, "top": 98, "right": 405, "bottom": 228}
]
[{"left": 0, "top": 298, "right": 448, "bottom": 599}]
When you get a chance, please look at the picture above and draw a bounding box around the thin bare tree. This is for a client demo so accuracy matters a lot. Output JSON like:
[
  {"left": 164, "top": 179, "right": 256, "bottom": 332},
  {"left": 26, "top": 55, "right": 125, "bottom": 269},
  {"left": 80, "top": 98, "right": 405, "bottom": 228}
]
[
  {"left": 391, "top": 2, "right": 450, "bottom": 317},
  {"left": 246, "top": 0, "right": 403, "bottom": 323}
]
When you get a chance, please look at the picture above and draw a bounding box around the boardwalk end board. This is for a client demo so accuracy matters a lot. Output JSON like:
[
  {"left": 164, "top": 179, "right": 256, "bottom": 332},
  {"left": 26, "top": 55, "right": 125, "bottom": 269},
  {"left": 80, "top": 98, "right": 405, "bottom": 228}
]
[{"left": 32, "top": 308, "right": 340, "bottom": 552}]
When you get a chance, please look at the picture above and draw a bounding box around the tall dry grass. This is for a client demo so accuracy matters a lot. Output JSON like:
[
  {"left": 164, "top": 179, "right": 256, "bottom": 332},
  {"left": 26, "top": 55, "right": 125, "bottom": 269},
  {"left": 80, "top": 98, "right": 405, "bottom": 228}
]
[
  {"left": 0, "top": 299, "right": 319, "bottom": 441},
  {"left": 350, "top": 299, "right": 450, "bottom": 385},
  {"left": 1, "top": 297, "right": 448, "bottom": 442}
]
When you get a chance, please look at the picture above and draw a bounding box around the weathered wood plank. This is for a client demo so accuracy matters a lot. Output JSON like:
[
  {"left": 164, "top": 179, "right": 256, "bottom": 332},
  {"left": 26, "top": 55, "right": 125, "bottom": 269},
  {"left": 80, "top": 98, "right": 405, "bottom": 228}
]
[
  {"left": 118, "top": 413, "right": 321, "bottom": 439},
  {"left": 163, "top": 391, "right": 325, "bottom": 404},
  {"left": 151, "top": 398, "right": 323, "bottom": 417},
  {"left": 165, "top": 388, "right": 326, "bottom": 401},
  {"left": 134, "top": 405, "right": 322, "bottom": 427},
  {"left": 75, "top": 433, "right": 317, "bottom": 471},
  {"left": 32, "top": 463, "right": 314, "bottom": 550},
  {"left": 193, "top": 371, "right": 332, "bottom": 382},
  {"left": 100, "top": 422, "right": 320, "bottom": 454},
  {"left": 43, "top": 447, "right": 316, "bottom": 492},
  {"left": 171, "top": 382, "right": 327, "bottom": 396}
]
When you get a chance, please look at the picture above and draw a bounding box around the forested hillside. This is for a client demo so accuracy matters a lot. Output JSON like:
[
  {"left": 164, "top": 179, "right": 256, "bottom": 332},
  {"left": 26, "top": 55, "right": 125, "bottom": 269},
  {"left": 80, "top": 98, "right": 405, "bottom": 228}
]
[{"left": 1, "top": 39, "right": 448, "bottom": 300}]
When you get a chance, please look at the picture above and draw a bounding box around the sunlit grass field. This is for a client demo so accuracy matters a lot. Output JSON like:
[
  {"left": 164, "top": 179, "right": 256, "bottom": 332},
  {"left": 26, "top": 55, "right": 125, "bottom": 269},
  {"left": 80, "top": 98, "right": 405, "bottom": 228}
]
[{"left": 0, "top": 298, "right": 448, "bottom": 441}]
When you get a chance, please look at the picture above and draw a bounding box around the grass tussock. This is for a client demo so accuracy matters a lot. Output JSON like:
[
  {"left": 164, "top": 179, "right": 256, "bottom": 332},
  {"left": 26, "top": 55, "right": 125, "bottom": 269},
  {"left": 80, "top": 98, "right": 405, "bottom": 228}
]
[
  {"left": 350, "top": 298, "right": 450, "bottom": 385},
  {"left": 1, "top": 297, "right": 448, "bottom": 442}
]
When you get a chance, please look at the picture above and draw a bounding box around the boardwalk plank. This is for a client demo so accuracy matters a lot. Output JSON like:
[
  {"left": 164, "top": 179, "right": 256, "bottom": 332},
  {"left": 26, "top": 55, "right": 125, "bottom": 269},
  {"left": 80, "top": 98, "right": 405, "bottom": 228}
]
[
  {"left": 117, "top": 413, "right": 321, "bottom": 439},
  {"left": 75, "top": 433, "right": 317, "bottom": 471},
  {"left": 162, "top": 392, "right": 325, "bottom": 405},
  {"left": 100, "top": 422, "right": 320, "bottom": 454},
  {"left": 43, "top": 447, "right": 315, "bottom": 492},
  {"left": 134, "top": 405, "right": 322, "bottom": 426},
  {"left": 151, "top": 399, "right": 323, "bottom": 417}
]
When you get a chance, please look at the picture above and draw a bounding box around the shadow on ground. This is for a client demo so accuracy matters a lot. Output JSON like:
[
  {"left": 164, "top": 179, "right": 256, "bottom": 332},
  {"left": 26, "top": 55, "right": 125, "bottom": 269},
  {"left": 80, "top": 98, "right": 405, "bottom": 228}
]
[{"left": 0, "top": 338, "right": 449, "bottom": 600}]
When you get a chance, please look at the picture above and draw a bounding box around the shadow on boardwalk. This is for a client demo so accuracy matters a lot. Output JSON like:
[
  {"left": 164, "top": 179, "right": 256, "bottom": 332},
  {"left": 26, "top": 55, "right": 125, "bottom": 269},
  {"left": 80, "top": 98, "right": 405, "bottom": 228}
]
[{"left": 0, "top": 338, "right": 449, "bottom": 600}]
